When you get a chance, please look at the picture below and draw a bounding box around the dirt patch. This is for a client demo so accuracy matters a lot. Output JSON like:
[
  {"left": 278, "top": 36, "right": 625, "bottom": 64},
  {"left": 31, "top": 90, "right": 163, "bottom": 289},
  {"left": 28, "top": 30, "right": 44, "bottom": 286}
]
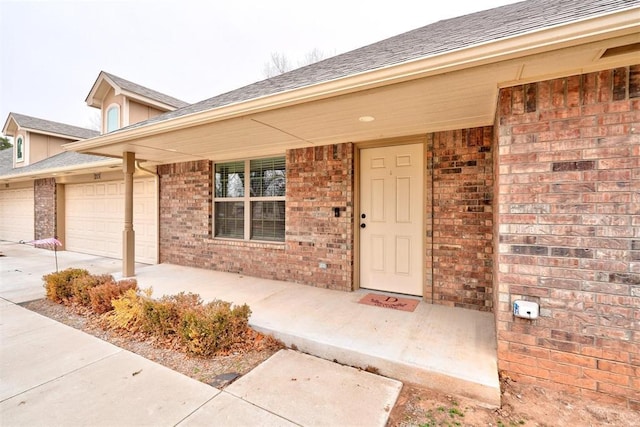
[
  {"left": 388, "top": 375, "right": 639, "bottom": 427},
  {"left": 23, "top": 298, "right": 639, "bottom": 426}
]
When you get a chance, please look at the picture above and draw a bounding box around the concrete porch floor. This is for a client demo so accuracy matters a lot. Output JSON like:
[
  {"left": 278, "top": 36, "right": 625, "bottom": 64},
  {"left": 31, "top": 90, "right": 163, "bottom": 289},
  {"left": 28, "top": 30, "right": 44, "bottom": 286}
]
[{"left": 0, "top": 243, "right": 500, "bottom": 407}]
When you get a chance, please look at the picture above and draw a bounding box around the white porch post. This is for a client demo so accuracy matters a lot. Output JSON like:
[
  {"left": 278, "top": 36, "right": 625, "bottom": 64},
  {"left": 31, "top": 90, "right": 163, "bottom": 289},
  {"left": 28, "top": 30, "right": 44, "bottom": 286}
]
[{"left": 123, "top": 151, "right": 135, "bottom": 277}]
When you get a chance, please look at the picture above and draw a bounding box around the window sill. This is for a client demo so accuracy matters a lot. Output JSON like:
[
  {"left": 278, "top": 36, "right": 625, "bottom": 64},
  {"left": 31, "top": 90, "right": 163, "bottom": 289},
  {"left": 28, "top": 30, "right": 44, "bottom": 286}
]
[{"left": 210, "top": 237, "right": 285, "bottom": 249}]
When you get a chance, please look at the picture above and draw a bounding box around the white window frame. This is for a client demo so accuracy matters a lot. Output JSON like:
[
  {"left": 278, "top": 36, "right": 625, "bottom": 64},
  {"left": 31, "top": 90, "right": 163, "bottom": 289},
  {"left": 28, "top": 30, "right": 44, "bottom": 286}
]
[
  {"left": 15, "top": 135, "right": 24, "bottom": 162},
  {"left": 213, "top": 157, "right": 286, "bottom": 242},
  {"left": 105, "top": 104, "right": 120, "bottom": 133}
]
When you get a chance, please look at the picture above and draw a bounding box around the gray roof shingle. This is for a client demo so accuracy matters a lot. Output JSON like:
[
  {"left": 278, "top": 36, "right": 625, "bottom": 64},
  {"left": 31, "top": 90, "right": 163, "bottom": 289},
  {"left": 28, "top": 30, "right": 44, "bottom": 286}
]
[
  {"left": 0, "top": 151, "right": 113, "bottom": 179},
  {"left": 0, "top": 148, "right": 14, "bottom": 176},
  {"left": 102, "top": 72, "right": 190, "bottom": 109},
  {"left": 118, "top": 0, "right": 639, "bottom": 133},
  {"left": 8, "top": 113, "right": 100, "bottom": 140}
]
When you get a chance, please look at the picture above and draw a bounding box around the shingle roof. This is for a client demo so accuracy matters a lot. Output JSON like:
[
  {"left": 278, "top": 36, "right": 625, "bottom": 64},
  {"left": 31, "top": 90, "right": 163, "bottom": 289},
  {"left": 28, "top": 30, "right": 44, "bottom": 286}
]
[
  {"left": 103, "top": 72, "right": 190, "bottom": 109},
  {"left": 0, "top": 148, "right": 14, "bottom": 176},
  {"left": 120, "top": 0, "right": 639, "bottom": 132},
  {"left": 8, "top": 113, "right": 100, "bottom": 140},
  {"left": 0, "top": 151, "right": 113, "bottom": 179}
]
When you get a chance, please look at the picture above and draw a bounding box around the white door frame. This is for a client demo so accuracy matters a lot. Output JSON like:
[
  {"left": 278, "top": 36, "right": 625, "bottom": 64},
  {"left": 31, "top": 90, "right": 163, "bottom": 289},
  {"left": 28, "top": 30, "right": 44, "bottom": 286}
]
[{"left": 354, "top": 137, "right": 427, "bottom": 297}]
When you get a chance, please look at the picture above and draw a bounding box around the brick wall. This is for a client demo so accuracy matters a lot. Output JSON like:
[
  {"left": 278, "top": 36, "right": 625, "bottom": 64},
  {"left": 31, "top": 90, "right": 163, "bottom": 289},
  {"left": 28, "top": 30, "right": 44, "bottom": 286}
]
[
  {"left": 430, "top": 127, "right": 494, "bottom": 311},
  {"left": 158, "top": 144, "right": 354, "bottom": 290},
  {"left": 34, "top": 178, "right": 56, "bottom": 243},
  {"left": 497, "top": 65, "right": 640, "bottom": 408},
  {"left": 285, "top": 144, "right": 354, "bottom": 289},
  {"left": 158, "top": 160, "right": 213, "bottom": 266}
]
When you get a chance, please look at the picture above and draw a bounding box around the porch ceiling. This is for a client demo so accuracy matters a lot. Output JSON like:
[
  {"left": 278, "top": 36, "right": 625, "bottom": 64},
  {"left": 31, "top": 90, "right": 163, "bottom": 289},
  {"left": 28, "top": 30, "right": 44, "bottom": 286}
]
[{"left": 73, "top": 31, "right": 639, "bottom": 164}]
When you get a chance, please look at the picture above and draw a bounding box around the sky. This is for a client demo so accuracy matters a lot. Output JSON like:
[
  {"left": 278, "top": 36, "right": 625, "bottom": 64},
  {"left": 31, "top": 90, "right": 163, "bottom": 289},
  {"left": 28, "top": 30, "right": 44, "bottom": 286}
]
[{"left": 0, "top": 0, "right": 518, "bottom": 133}]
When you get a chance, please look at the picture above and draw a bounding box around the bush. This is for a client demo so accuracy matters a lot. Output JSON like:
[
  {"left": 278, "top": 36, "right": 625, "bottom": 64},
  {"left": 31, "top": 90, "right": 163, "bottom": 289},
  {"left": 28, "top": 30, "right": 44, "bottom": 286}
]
[
  {"left": 88, "top": 279, "right": 138, "bottom": 314},
  {"left": 71, "top": 274, "right": 115, "bottom": 307},
  {"left": 142, "top": 292, "right": 202, "bottom": 336},
  {"left": 108, "top": 288, "right": 152, "bottom": 330},
  {"left": 178, "top": 301, "right": 251, "bottom": 357},
  {"left": 43, "top": 268, "right": 89, "bottom": 304}
]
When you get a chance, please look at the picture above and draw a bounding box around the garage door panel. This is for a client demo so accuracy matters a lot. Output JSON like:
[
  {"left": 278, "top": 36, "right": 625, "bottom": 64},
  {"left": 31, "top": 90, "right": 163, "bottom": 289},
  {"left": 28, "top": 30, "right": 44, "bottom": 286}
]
[
  {"left": 65, "top": 178, "right": 157, "bottom": 264},
  {"left": 0, "top": 187, "right": 35, "bottom": 242}
]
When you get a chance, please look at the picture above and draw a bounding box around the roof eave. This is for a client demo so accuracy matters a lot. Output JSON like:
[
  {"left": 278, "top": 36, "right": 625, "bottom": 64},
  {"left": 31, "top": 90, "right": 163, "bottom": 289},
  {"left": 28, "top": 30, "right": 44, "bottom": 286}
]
[
  {"left": 2, "top": 114, "right": 18, "bottom": 136},
  {"left": 16, "top": 127, "right": 91, "bottom": 141},
  {"left": 2, "top": 114, "right": 93, "bottom": 140},
  {"left": 0, "top": 158, "right": 120, "bottom": 183},
  {"left": 118, "top": 89, "right": 181, "bottom": 111},
  {"left": 64, "top": 7, "right": 640, "bottom": 155},
  {"left": 85, "top": 71, "right": 111, "bottom": 108}
]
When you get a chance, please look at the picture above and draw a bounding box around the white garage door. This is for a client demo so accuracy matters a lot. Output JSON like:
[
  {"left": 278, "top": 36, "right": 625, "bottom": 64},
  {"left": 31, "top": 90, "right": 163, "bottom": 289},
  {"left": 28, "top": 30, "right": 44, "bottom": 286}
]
[
  {"left": 65, "top": 178, "right": 158, "bottom": 264},
  {"left": 0, "top": 187, "right": 35, "bottom": 242}
]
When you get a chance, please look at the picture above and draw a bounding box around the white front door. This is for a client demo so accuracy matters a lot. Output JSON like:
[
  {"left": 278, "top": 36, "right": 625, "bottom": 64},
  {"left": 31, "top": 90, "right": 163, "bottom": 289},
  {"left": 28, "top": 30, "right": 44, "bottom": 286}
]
[{"left": 360, "top": 143, "right": 423, "bottom": 296}]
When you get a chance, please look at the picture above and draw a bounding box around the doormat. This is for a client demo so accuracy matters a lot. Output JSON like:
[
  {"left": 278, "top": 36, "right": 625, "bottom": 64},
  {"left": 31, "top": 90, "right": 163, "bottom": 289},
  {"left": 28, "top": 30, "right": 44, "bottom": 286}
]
[{"left": 358, "top": 293, "right": 419, "bottom": 312}]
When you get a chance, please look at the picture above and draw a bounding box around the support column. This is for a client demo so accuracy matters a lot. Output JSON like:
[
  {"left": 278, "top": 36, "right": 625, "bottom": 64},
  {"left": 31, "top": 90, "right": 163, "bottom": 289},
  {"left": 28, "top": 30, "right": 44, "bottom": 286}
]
[{"left": 123, "top": 151, "right": 135, "bottom": 277}]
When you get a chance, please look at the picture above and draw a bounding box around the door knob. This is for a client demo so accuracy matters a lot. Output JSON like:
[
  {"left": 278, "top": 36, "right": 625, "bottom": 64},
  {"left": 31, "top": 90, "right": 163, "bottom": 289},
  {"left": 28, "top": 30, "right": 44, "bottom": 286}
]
[{"left": 360, "top": 223, "right": 366, "bottom": 228}]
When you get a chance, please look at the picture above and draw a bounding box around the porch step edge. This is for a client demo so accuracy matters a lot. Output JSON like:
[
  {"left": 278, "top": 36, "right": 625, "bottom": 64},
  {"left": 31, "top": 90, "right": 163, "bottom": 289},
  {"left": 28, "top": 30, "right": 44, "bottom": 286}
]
[{"left": 252, "top": 324, "right": 501, "bottom": 409}]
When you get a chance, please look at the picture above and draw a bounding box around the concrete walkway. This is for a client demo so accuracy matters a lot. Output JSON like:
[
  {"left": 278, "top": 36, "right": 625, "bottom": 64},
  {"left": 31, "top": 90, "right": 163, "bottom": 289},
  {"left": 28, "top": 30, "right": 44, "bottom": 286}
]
[
  {"left": 0, "top": 243, "right": 401, "bottom": 426},
  {"left": 0, "top": 242, "right": 500, "bottom": 425}
]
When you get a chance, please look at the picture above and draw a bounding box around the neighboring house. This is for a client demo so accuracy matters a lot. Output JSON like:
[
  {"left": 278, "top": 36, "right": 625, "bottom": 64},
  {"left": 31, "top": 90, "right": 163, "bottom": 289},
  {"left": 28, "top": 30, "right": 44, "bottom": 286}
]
[
  {"left": 85, "top": 71, "right": 189, "bottom": 134},
  {"left": 0, "top": 74, "right": 189, "bottom": 263},
  {"left": 3, "top": 0, "right": 640, "bottom": 408},
  {"left": 0, "top": 113, "right": 104, "bottom": 243}
]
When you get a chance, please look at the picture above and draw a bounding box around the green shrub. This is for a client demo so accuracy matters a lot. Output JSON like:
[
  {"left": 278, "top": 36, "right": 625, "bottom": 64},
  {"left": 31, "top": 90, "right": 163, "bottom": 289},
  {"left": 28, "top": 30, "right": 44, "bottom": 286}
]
[
  {"left": 71, "top": 274, "right": 115, "bottom": 307},
  {"left": 142, "top": 292, "right": 202, "bottom": 336},
  {"left": 178, "top": 301, "right": 251, "bottom": 356},
  {"left": 88, "top": 279, "right": 138, "bottom": 314},
  {"left": 43, "top": 268, "right": 89, "bottom": 304},
  {"left": 108, "top": 288, "right": 152, "bottom": 330}
]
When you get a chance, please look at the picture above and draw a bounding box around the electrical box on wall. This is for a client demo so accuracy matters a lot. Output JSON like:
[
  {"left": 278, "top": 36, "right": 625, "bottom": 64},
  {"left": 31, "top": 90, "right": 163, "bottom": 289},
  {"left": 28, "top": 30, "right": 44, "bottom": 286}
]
[{"left": 513, "top": 300, "right": 539, "bottom": 319}]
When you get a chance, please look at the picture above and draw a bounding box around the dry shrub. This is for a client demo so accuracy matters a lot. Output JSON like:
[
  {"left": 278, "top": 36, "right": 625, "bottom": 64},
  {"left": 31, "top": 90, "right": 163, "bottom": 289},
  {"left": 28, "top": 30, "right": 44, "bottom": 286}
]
[
  {"left": 43, "top": 268, "right": 89, "bottom": 304},
  {"left": 71, "top": 274, "right": 115, "bottom": 307},
  {"left": 108, "top": 288, "right": 152, "bottom": 331},
  {"left": 178, "top": 301, "right": 251, "bottom": 357},
  {"left": 143, "top": 292, "right": 202, "bottom": 336},
  {"left": 88, "top": 279, "right": 138, "bottom": 314}
]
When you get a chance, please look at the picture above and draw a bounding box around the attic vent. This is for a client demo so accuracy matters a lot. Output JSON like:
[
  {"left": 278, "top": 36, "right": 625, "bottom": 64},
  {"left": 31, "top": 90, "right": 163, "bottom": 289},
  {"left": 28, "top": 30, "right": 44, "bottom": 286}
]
[{"left": 601, "top": 42, "right": 640, "bottom": 58}]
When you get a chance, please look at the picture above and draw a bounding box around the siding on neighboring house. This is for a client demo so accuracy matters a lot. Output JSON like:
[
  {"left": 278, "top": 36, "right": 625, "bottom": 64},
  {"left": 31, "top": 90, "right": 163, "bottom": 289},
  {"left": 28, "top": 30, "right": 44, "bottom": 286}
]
[
  {"left": 28, "top": 134, "right": 68, "bottom": 164},
  {"left": 497, "top": 65, "right": 640, "bottom": 409},
  {"left": 128, "top": 100, "right": 165, "bottom": 125}
]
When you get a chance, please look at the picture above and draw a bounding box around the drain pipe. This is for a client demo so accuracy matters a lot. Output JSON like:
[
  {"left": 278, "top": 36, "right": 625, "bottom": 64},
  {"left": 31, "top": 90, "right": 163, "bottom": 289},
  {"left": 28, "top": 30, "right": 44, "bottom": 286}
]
[
  {"left": 430, "top": 148, "right": 435, "bottom": 304},
  {"left": 135, "top": 161, "right": 158, "bottom": 177}
]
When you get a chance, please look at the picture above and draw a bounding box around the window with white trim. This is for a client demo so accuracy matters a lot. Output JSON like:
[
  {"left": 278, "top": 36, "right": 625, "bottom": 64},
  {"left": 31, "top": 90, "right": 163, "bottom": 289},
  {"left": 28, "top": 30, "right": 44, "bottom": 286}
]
[
  {"left": 106, "top": 105, "right": 120, "bottom": 132},
  {"left": 16, "top": 136, "right": 24, "bottom": 162},
  {"left": 214, "top": 157, "right": 286, "bottom": 242}
]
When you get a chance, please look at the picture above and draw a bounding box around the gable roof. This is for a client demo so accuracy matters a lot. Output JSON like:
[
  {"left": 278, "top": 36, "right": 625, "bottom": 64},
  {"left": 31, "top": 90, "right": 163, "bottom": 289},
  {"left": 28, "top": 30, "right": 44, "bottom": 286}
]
[
  {"left": 85, "top": 71, "right": 190, "bottom": 110},
  {"left": 118, "top": 0, "right": 640, "bottom": 132},
  {"left": 3, "top": 113, "right": 100, "bottom": 140}
]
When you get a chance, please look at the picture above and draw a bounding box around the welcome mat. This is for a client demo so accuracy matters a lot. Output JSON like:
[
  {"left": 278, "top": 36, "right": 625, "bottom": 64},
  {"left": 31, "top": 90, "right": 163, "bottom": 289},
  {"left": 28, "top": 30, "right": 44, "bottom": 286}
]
[{"left": 358, "top": 293, "right": 419, "bottom": 312}]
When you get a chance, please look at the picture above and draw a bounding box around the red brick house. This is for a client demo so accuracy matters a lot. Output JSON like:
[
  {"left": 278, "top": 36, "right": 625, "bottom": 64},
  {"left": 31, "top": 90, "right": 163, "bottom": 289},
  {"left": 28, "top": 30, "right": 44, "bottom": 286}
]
[{"left": 2, "top": 0, "right": 639, "bottom": 408}]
